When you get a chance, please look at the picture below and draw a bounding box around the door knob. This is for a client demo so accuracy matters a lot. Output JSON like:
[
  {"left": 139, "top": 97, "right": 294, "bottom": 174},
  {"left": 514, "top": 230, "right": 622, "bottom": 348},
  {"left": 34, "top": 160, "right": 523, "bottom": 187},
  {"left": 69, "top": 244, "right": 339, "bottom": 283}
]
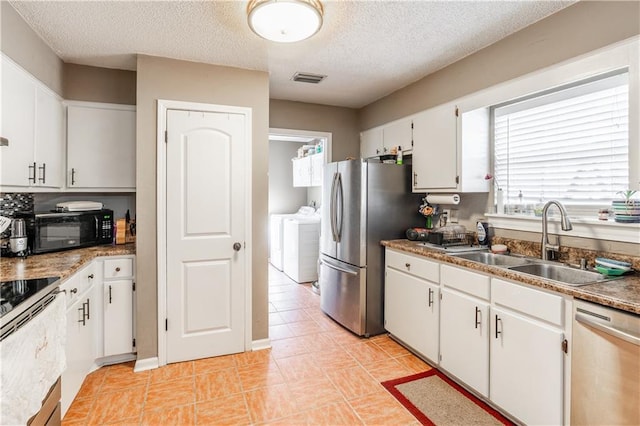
[{"left": 233, "top": 242, "right": 242, "bottom": 252}]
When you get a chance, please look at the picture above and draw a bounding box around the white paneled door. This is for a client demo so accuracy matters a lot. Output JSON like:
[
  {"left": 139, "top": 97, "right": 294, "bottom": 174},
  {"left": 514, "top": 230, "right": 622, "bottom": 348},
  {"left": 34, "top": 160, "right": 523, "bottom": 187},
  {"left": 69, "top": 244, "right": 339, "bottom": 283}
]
[{"left": 165, "top": 109, "right": 246, "bottom": 363}]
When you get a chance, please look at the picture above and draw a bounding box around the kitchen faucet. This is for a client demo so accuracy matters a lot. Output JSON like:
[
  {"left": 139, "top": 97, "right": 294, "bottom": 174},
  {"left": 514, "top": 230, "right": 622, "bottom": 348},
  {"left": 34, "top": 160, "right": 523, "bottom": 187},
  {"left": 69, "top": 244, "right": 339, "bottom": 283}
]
[{"left": 541, "top": 200, "right": 572, "bottom": 261}]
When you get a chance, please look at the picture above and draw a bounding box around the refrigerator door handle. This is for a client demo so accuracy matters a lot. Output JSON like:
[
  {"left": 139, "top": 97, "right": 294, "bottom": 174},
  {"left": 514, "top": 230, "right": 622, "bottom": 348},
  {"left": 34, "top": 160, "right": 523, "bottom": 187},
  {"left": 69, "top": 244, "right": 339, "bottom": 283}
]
[
  {"left": 336, "top": 172, "right": 343, "bottom": 242},
  {"left": 330, "top": 172, "right": 338, "bottom": 242},
  {"left": 321, "top": 258, "right": 358, "bottom": 276}
]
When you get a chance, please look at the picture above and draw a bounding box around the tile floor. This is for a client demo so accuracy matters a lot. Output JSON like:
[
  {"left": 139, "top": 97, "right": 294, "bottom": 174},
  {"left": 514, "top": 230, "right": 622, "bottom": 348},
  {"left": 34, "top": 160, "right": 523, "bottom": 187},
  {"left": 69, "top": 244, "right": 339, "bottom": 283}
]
[{"left": 63, "top": 265, "right": 432, "bottom": 425}]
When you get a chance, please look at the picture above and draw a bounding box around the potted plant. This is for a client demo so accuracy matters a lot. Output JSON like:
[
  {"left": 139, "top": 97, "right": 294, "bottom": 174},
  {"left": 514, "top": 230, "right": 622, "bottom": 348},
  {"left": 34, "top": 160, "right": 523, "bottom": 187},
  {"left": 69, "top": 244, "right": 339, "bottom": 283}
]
[{"left": 612, "top": 190, "right": 640, "bottom": 222}]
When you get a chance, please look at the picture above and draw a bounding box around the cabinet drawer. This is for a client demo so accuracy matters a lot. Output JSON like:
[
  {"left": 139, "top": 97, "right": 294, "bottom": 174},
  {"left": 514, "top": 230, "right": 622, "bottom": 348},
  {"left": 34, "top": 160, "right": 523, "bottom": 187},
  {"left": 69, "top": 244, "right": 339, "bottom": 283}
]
[
  {"left": 104, "top": 258, "right": 133, "bottom": 279},
  {"left": 441, "top": 264, "right": 490, "bottom": 300},
  {"left": 492, "top": 278, "right": 563, "bottom": 326},
  {"left": 59, "top": 263, "right": 96, "bottom": 304},
  {"left": 386, "top": 249, "right": 439, "bottom": 282}
]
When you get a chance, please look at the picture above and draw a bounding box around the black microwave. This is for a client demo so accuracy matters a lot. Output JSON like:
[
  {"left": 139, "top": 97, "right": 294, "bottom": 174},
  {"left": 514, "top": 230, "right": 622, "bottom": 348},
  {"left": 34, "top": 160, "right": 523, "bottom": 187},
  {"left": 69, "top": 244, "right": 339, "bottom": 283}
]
[{"left": 18, "top": 209, "right": 114, "bottom": 254}]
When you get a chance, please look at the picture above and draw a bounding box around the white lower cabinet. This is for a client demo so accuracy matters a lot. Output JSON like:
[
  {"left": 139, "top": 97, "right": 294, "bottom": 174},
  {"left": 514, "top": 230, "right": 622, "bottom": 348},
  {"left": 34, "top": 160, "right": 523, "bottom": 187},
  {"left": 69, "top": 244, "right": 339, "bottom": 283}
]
[
  {"left": 383, "top": 248, "right": 569, "bottom": 424},
  {"left": 440, "top": 288, "right": 490, "bottom": 397},
  {"left": 385, "top": 268, "right": 440, "bottom": 362},
  {"left": 61, "top": 255, "right": 135, "bottom": 417},
  {"left": 103, "top": 279, "right": 134, "bottom": 356},
  {"left": 60, "top": 263, "right": 98, "bottom": 416},
  {"left": 490, "top": 278, "right": 566, "bottom": 425},
  {"left": 384, "top": 249, "right": 440, "bottom": 362}
]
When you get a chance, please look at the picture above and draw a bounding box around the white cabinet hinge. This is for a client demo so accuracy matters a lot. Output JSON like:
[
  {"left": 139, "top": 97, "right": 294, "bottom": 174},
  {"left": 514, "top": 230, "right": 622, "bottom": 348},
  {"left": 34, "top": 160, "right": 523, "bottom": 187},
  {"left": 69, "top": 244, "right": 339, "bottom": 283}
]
[{"left": 164, "top": 130, "right": 168, "bottom": 143}]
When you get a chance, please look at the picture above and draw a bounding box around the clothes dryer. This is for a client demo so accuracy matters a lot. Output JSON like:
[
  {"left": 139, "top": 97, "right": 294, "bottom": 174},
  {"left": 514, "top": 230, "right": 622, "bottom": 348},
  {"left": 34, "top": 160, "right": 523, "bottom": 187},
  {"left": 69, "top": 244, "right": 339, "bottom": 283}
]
[
  {"left": 269, "top": 206, "right": 316, "bottom": 271},
  {"left": 282, "top": 214, "right": 321, "bottom": 283}
]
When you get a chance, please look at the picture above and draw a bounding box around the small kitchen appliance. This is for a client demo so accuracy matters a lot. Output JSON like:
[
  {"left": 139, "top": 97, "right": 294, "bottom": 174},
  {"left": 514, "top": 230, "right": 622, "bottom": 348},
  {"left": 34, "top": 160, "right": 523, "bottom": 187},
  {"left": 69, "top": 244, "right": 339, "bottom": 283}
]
[
  {"left": 9, "top": 219, "right": 28, "bottom": 257},
  {"left": 55, "top": 201, "right": 103, "bottom": 212},
  {"left": 17, "top": 209, "right": 114, "bottom": 254}
]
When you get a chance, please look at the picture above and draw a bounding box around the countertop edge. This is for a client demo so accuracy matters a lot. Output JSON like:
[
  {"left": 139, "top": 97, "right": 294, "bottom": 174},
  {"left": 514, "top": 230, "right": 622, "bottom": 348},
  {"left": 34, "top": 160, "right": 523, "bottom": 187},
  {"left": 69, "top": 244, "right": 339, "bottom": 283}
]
[
  {"left": 381, "top": 239, "right": 640, "bottom": 316},
  {"left": 1, "top": 244, "right": 136, "bottom": 283}
]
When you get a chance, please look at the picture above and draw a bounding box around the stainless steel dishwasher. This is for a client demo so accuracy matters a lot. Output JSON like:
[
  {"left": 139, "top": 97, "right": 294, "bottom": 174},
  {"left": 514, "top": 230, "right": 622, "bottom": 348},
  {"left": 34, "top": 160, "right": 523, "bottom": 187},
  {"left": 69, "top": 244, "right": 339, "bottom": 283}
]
[{"left": 571, "top": 300, "right": 640, "bottom": 425}]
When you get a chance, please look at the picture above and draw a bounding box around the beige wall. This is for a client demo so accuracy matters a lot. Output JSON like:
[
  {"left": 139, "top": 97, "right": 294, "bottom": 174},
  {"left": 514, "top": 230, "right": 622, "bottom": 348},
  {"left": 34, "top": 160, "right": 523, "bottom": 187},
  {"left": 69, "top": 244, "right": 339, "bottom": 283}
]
[
  {"left": 269, "top": 100, "right": 360, "bottom": 162},
  {"left": 359, "top": 1, "right": 640, "bottom": 129},
  {"left": 64, "top": 63, "right": 136, "bottom": 105},
  {"left": 136, "top": 55, "right": 269, "bottom": 359},
  {"left": 1, "top": 2, "right": 64, "bottom": 95}
]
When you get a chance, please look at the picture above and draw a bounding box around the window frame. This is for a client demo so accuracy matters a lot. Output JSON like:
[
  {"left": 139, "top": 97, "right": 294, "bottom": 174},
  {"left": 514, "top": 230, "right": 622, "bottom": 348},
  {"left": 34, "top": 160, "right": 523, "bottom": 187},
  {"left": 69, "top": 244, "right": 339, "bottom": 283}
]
[
  {"left": 455, "top": 36, "right": 639, "bottom": 241},
  {"left": 491, "top": 69, "right": 630, "bottom": 216}
]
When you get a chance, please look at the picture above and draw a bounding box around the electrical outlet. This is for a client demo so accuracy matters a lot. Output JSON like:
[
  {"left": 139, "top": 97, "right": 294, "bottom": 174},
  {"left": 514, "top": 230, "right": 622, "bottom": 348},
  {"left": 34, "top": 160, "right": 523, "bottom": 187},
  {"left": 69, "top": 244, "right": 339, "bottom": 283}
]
[{"left": 450, "top": 209, "right": 459, "bottom": 223}]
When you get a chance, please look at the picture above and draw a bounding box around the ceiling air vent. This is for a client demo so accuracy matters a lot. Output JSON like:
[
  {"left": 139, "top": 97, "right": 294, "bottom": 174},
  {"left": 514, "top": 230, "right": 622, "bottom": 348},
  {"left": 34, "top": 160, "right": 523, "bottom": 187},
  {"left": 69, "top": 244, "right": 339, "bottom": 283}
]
[{"left": 292, "top": 72, "right": 326, "bottom": 84}]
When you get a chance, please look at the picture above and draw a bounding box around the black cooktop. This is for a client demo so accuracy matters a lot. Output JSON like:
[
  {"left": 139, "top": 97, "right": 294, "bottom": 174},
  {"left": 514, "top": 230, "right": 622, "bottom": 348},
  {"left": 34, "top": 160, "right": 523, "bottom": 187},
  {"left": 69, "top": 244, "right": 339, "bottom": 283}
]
[{"left": 0, "top": 277, "right": 60, "bottom": 318}]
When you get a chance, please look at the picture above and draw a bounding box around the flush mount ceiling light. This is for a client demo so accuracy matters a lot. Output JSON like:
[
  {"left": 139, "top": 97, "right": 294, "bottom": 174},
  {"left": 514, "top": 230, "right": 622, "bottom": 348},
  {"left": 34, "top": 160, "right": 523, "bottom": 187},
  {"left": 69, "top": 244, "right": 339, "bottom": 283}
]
[{"left": 247, "top": 0, "right": 324, "bottom": 43}]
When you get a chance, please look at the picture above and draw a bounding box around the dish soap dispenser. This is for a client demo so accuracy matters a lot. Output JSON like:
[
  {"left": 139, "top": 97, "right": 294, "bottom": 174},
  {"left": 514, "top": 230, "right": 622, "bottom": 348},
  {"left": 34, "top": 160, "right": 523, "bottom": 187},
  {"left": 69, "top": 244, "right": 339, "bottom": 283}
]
[{"left": 476, "top": 221, "right": 489, "bottom": 246}]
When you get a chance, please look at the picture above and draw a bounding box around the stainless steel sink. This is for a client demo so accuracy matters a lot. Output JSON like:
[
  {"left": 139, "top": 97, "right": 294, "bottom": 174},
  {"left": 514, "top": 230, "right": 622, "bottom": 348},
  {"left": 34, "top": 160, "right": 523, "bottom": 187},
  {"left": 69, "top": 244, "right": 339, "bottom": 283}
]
[
  {"left": 453, "top": 252, "right": 535, "bottom": 267},
  {"left": 508, "top": 263, "right": 609, "bottom": 286}
]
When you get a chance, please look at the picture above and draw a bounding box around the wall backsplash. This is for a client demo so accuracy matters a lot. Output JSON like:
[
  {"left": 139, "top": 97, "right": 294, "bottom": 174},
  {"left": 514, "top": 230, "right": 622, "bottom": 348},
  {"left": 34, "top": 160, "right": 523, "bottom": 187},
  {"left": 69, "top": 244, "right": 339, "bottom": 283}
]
[{"left": 0, "top": 192, "right": 35, "bottom": 217}]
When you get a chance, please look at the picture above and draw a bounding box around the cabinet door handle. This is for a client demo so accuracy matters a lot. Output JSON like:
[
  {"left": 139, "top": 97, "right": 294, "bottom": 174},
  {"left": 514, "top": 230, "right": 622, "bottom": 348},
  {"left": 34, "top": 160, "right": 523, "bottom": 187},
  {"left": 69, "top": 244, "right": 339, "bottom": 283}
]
[
  {"left": 109, "top": 285, "right": 113, "bottom": 304},
  {"left": 405, "top": 263, "right": 411, "bottom": 270},
  {"left": 37, "top": 163, "right": 46, "bottom": 183},
  {"left": 70, "top": 288, "right": 78, "bottom": 294},
  {"left": 115, "top": 267, "right": 121, "bottom": 272},
  {"left": 85, "top": 298, "right": 90, "bottom": 320},
  {"left": 88, "top": 274, "right": 94, "bottom": 279},
  {"left": 428, "top": 288, "right": 434, "bottom": 307},
  {"left": 495, "top": 314, "right": 502, "bottom": 338},
  {"left": 413, "top": 172, "right": 417, "bottom": 187},
  {"left": 71, "top": 168, "right": 76, "bottom": 185},
  {"left": 475, "top": 306, "right": 481, "bottom": 329},
  {"left": 28, "top": 162, "right": 37, "bottom": 184}
]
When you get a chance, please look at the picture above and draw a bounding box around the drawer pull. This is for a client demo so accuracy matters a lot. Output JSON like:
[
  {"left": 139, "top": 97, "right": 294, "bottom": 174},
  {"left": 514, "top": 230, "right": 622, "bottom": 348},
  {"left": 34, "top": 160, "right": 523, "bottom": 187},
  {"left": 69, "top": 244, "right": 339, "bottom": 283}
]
[
  {"left": 70, "top": 288, "right": 78, "bottom": 294},
  {"left": 428, "top": 288, "right": 434, "bottom": 307},
  {"left": 475, "top": 306, "right": 481, "bottom": 329},
  {"left": 405, "top": 263, "right": 411, "bottom": 270},
  {"left": 88, "top": 274, "right": 94, "bottom": 279},
  {"left": 115, "top": 267, "right": 121, "bottom": 272},
  {"left": 109, "top": 285, "right": 113, "bottom": 304}
]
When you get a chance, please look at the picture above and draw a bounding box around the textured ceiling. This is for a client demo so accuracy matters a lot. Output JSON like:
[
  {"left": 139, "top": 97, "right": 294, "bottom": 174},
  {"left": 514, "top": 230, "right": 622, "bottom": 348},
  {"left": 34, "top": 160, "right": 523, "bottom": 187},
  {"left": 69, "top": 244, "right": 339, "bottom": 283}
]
[{"left": 10, "top": 0, "right": 575, "bottom": 108}]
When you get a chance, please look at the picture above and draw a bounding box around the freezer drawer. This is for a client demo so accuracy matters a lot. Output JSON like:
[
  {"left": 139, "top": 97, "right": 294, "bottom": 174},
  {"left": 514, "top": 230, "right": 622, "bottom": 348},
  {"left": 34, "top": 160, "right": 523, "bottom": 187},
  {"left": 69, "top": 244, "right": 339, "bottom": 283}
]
[{"left": 319, "top": 256, "right": 366, "bottom": 336}]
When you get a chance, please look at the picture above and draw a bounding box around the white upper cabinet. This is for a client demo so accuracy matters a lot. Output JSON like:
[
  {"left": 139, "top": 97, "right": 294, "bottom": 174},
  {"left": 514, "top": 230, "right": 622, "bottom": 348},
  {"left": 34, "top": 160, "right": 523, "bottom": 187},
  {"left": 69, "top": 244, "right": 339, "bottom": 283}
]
[
  {"left": 383, "top": 118, "right": 413, "bottom": 153},
  {"left": 66, "top": 102, "right": 136, "bottom": 190},
  {"left": 360, "top": 127, "right": 384, "bottom": 158},
  {"left": 412, "top": 104, "right": 490, "bottom": 193},
  {"left": 412, "top": 103, "right": 458, "bottom": 191},
  {"left": 292, "top": 152, "right": 323, "bottom": 187},
  {"left": 35, "top": 86, "right": 65, "bottom": 188},
  {"left": 1, "top": 54, "right": 64, "bottom": 189},
  {"left": 361, "top": 118, "right": 413, "bottom": 159}
]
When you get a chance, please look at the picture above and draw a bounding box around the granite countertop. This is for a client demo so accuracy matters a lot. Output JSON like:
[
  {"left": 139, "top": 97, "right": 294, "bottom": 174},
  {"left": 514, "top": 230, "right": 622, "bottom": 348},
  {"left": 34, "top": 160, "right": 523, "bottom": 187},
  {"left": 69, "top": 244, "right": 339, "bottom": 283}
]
[
  {"left": 382, "top": 239, "right": 640, "bottom": 316},
  {"left": 0, "top": 244, "right": 136, "bottom": 283}
]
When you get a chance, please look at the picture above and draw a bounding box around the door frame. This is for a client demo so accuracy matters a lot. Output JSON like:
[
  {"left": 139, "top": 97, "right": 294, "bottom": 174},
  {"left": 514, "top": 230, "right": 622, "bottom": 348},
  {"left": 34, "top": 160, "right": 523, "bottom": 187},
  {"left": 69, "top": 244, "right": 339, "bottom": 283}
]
[{"left": 156, "top": 99, "right": 253, "bottom": 367}]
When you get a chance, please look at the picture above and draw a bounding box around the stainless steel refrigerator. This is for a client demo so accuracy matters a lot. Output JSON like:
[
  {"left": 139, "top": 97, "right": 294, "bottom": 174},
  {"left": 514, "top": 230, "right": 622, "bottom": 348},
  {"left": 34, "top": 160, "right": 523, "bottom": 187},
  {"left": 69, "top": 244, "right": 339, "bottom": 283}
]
[{"left": 320, "top": 159, "right": 423, "bottom": 337}]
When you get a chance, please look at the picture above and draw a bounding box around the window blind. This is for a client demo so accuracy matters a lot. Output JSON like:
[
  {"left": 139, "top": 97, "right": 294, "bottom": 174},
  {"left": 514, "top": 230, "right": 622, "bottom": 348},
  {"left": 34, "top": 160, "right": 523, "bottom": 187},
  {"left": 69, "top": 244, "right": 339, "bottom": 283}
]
[{"left": 493, "top": 71, "right": 629, "bottom": 208}]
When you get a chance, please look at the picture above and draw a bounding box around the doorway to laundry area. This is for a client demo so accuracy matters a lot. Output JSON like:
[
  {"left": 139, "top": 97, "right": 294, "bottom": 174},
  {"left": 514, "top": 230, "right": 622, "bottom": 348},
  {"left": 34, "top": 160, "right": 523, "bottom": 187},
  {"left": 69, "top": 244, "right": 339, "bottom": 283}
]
[{"left": 268, "top": 128, "right": 331, "bottom": 289}]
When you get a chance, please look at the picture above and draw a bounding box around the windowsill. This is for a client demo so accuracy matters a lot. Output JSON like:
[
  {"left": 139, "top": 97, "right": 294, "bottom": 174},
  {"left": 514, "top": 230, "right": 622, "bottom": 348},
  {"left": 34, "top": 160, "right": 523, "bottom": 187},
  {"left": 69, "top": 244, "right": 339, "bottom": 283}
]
[{"left": 485, "top": 213, "right": 640, "bottom": 244}]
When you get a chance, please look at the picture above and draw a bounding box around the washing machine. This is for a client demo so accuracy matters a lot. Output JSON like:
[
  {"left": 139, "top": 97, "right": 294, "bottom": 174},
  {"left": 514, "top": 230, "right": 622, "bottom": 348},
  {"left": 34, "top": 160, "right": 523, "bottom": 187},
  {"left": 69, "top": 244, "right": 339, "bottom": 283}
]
[
  {"left": 269, "top": 206, "right": 316, "bottom": 271},
  {"left": 282, "top": 214, "right": 321, "bottom": 283}
]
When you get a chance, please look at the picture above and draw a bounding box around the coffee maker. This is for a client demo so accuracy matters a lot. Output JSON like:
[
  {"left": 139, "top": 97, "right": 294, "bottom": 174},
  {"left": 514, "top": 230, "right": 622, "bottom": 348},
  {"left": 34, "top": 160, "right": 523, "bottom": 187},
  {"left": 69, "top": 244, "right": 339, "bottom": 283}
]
[{"left": 0, "top": 217, "right": 29, "bottom": 257}]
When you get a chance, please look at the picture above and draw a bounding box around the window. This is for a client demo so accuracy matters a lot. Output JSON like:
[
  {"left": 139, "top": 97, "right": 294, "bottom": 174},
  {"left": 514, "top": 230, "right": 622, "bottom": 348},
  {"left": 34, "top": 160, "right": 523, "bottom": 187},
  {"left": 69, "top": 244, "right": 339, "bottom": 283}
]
[{"left": 492, "top": 70, "right": 629, "bottom": 213}]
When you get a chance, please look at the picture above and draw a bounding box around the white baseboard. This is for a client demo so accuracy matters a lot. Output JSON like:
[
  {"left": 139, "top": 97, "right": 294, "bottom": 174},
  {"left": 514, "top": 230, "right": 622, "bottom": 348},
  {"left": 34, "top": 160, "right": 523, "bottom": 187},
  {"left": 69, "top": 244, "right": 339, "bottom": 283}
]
[
  {"left": 134, "top": 356, "right": 159, "bottom": 372},
  {"left": 252, "top": 338, "right": 271, "bottom": 351}
]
